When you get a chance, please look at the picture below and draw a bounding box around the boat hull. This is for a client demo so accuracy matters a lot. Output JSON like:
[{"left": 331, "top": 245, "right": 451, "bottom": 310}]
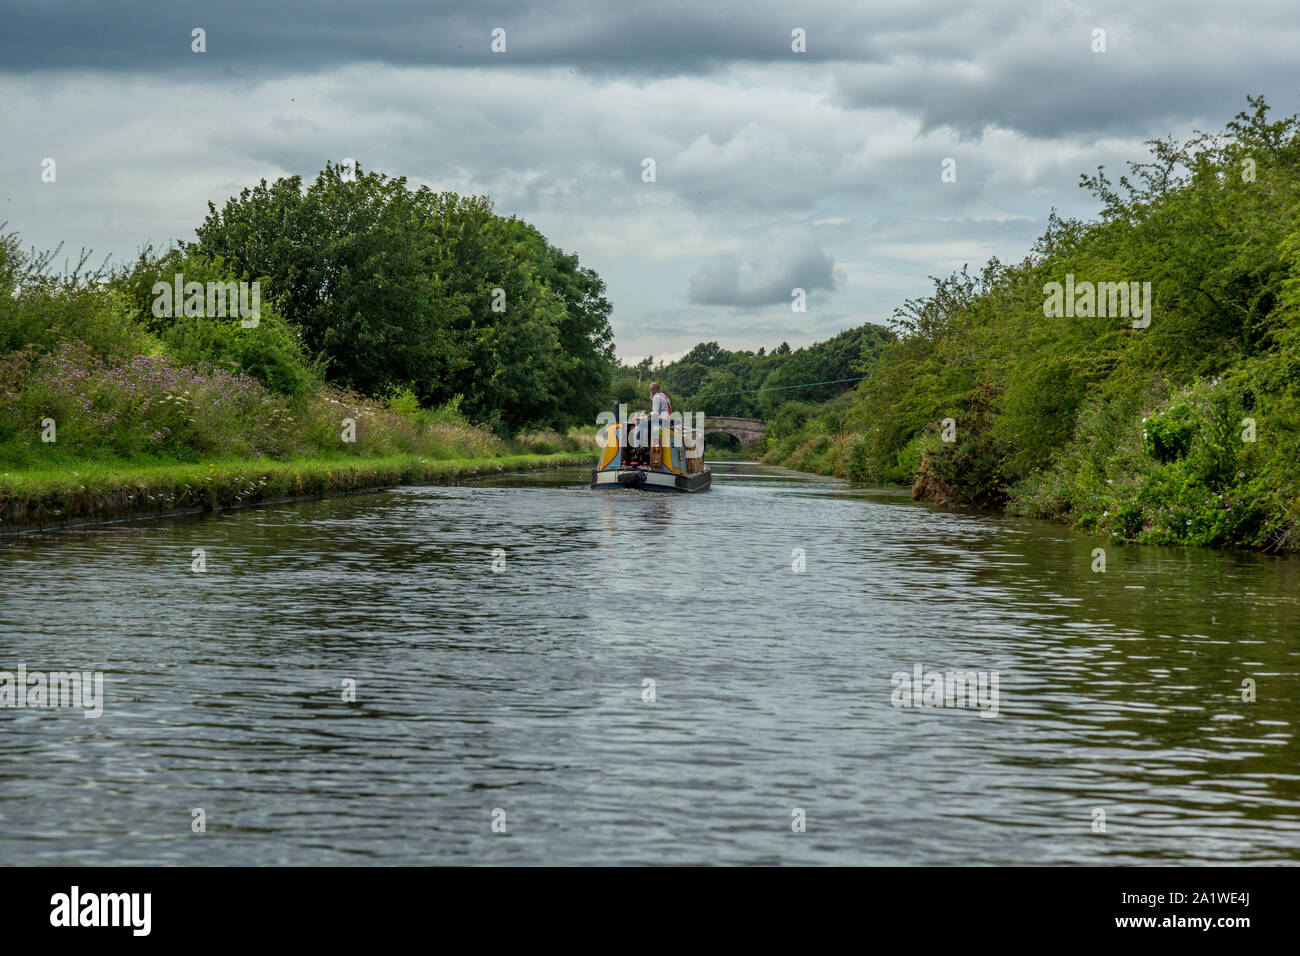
[{"left": 591, "top": 467, "right": 711, "bottom": 493}]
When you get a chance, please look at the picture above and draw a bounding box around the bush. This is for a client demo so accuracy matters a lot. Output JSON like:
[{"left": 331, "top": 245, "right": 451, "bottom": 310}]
[
  {"left": 770, "top": 97, "right": 1300, "bottom": 548},
  {"left": 0, "top": 230, "right": 158, "bottom": 361},
  {"left": 1142, "top": 405, "right": 1198, "bottom": 463},
  {"left": 0, "top": 341, "right": 299, "bottom": 465},
  {"left": 113, "top": 249, "right": 320, "bottom": 397}
]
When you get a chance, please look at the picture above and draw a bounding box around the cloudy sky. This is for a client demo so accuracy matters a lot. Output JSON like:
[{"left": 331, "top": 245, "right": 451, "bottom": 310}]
[{"left": 2, "top": 1, "right": 1297, "bottom": 362}]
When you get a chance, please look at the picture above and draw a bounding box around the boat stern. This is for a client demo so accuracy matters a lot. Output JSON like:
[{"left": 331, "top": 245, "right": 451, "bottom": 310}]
[{"left": 591, "top": 409, "right": 711, "bottom": 492}]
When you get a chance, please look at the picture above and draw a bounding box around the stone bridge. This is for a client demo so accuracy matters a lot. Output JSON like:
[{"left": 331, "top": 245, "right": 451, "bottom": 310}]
[{"left": 702, "top": 416, "right": 766, "bottom": 447}]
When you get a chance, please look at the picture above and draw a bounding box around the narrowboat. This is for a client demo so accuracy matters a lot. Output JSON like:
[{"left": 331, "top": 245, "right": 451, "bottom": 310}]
[{"left": 591, "top": 406, "right": 711, "bottom": 492}]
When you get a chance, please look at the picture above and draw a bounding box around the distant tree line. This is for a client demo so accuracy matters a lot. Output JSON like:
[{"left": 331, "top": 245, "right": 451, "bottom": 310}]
[{"left": 611, "top": 324, "right": 895, "bottom": 419}]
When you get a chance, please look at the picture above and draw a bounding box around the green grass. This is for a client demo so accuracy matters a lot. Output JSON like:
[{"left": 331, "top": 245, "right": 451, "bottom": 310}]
[{"left": 0, "top": 451, "right": 591, "bottom": 532}]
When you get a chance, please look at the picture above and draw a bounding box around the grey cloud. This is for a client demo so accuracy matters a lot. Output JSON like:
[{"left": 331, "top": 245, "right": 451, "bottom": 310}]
[
  {"left": 0, "top": 0, "right": 932, "bottom": 75},
  {"left": 687, "top": 236, "right": 839, "bottom": 307},
  {"left": 1, "top": 0, "right": 1293, "bottom": 361},
  {"left": 833, "top": 3, "right": 1300, "bottom": 139},
  {"left": 4, "top": 0, "right": 1297, "bottom": 147}
]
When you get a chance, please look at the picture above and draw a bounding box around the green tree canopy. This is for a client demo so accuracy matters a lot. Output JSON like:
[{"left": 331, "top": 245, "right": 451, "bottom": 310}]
[{"left": 190, "top": 163, "right": 613, "bottom": 431}]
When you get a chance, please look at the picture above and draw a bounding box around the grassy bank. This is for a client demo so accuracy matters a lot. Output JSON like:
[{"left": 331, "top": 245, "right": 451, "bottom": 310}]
[
  {"left": 1, "top": 451, "right": 590, "bottom": 533},
  {"left": 0, "top": 226, "right": 597, "bottom": 535},
  {"left": 0, "top": 161, "right": 615, "bottom": 538}
]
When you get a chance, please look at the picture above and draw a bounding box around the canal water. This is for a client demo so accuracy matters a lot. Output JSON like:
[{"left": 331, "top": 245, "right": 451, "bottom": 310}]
[{"left": 2, "top": 462, "right": 1298, "bottom": 864}]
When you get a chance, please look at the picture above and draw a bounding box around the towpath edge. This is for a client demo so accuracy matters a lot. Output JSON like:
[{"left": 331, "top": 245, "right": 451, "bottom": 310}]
[{"left": 0, "top": 452, "right": 589, "bottom": 536}]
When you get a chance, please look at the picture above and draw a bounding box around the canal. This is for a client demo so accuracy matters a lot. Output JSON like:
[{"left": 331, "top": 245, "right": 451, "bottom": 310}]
[{"left": 2, "top": 462, "right": 1297, "bottom": 864}]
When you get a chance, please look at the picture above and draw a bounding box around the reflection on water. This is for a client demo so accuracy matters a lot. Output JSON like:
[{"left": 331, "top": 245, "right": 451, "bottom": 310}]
[{"left": 1, "top": 461, "right": 1297, "bottom": 864}]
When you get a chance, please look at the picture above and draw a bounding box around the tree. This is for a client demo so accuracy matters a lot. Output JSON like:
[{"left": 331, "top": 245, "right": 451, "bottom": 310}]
[{"left": 192, "top": 163, "right": 613, "bottom": 431}]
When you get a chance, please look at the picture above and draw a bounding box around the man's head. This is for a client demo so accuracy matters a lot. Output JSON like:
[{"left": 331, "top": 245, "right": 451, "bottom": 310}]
[{"left": 649, "top": 382, "right": 661, "bottom": 395}]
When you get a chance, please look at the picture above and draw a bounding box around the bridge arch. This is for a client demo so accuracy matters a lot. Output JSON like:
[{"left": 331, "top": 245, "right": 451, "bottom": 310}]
[{"left": 701, "top": 416, "right": 766, "bottom": 448}]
